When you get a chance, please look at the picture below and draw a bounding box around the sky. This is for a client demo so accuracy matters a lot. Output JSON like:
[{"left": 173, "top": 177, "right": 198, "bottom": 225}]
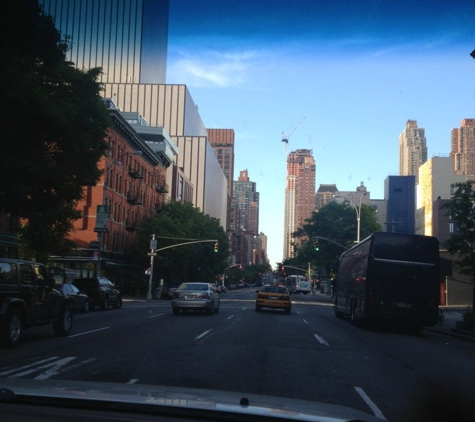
[{"left": 166, "top": 0, "right": 475, "bottom": 268}]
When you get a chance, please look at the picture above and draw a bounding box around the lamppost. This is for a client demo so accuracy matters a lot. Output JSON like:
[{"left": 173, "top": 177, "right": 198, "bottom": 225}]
[{"left": 349, "top": 192, "right": 366, "bottom": 243}]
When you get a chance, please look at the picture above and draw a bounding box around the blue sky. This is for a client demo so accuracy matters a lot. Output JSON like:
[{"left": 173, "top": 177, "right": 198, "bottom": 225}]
[{"left": 166, "top": 0, "right": 475, "bottom": 267}]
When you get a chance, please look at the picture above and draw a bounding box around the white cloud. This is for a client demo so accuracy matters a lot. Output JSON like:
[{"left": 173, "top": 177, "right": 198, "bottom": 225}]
[{"left": 168, "top": 49, "right": 259, "bottom": 88}]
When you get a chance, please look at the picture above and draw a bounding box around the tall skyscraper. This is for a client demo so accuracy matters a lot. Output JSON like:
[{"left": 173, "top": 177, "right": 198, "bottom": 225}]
[
  {"left": 41, "top": 0, "right": 228, "bottom": 227},
  {"left": 283, "top": 149, "right": 316, "bottom": 260},
  {"left": 39, "top": 0, "right": 169, "bottom": 84},
  {"left": 233, "top": 170, "right": 259, "bottom": 235},
  {"left": 208, "top": 129, "right": 235, "bottom": 199},
  {"left": 451, "top": 118, "right": 475, "bottom": 181},
  {"left": 399, "top": 120, "right": 427, "bottom": 184}
]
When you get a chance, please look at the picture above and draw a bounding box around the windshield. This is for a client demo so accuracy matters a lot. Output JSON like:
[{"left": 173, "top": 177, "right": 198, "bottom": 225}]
[{"left": 2, "top": 1, "right": 475, "bottom": 421}]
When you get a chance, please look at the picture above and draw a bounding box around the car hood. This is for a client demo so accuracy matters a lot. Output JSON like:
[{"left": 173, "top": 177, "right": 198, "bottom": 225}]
[{"left": 0, "top": 379, "right": 383, "bottom": 421}]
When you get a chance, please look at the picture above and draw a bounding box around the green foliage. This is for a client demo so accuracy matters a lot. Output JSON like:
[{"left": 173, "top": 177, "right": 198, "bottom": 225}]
[
  {"left": 133, "top": 201, "right": 230, "bottom": 283},
  {"left": 0, "top": 1, "right": 110, "bottom": 260},
  {"left": 287, "top": 201, "right": 382, "bottom": 275},
  {"left": 441, "top": 182, "right": 475, "bottom": 286},
  {"left": 242, "top": 263, "right": 272, "bottom": 284}
]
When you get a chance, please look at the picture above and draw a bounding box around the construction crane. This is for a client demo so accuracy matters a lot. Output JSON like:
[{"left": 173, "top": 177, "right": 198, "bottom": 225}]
[{"left": 281, "top": 117, "right": 306, "bottom": 153}]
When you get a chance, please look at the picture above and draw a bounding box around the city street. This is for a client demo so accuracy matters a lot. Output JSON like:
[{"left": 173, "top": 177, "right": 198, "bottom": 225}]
[{"left": 1, "top": 289, "right": 475, "bottom": 421}]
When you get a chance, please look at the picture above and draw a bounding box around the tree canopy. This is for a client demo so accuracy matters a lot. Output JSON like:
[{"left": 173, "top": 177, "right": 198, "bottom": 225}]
[
  {"left": 286, "top": 201, "right": 382, "bottom": 276},
  {"left": 133, "top": 201, "right": 230, "bottom": 285},
  {"left": 1, "top": 0, "right": 111, "bottom": 261}
]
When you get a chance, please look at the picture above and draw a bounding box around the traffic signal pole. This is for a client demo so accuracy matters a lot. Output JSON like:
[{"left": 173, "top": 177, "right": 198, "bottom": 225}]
[{"left": 147, "top": 238, "right": 218, "bottom": 300}]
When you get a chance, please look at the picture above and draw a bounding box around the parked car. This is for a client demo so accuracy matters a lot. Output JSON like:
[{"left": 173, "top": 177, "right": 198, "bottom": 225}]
[
  {"left": 165, "top": 282, "right": 182, "bottom": 300},
  {"left": 56, "top": 283, "right": 89, "bottom": 313},
  {"left": 255, "top": 284, "right": 292, "bottom": 314},
  {"left": 72, "top": 277, "right": 122, "bottom": 310},
  {"left": 171, "top": 282, "right": 220, "bottom": 315},
  {"left": 0, "top": 258, "right": 74, "bottom": 348}
]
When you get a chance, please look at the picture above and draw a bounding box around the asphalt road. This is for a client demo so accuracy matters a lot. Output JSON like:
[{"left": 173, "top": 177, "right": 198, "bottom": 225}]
[{"left": 1, "top": 289, "right": 475, "bottom": 421}]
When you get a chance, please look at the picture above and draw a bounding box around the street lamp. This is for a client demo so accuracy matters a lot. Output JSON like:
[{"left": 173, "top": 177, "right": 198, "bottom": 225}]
[{"left": 349, "top": 192, "right": 366, "bottom": 243}]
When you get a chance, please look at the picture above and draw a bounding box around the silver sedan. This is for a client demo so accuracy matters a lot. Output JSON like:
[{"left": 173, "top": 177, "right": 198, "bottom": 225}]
[{"left": 171, "top": 282, "right": 220, "bottom": 315}]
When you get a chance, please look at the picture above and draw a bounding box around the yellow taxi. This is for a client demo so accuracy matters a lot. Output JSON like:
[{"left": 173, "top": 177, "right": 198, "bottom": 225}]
[{"left": 255, "top": 284, "right": 292, "bottom": 314}]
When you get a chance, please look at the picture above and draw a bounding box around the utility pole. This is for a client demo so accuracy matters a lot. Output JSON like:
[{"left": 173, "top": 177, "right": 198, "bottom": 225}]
[{"left": 147, "top": 234, "right": 157, "bottom": 300}]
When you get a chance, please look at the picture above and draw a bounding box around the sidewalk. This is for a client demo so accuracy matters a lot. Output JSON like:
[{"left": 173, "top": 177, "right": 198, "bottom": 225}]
[
  {"left": 315, "top": 294, "right": 475, "bottom": 342},
  {"left": 424, "top": 309, "right": 475, "bottom": 342}
]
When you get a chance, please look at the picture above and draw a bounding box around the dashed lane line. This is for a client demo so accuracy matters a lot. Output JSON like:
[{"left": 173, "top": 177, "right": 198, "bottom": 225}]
[
  {"left": 69, "top": 326, "right": 110, "bottom": 338},
  {"left": 314, "top": 334, "right": 329, "bottom": 346},
  {"left": 354, "top": 386, "right": 387, "bottom": 420}
]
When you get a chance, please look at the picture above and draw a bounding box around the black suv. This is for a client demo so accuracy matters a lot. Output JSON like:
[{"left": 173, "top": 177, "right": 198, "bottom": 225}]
[
  {"left": 0, "top": 258, "right": 74, "bottom": 348},
  {"left": 72, "top": 277, "right": 122, "bottom": 310}
]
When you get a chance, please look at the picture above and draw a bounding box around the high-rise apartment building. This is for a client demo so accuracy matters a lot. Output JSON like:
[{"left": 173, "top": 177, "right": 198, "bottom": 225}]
[
  {"left": 399, "top": 120, "right": 427, "bottom": 184},
  {"left": 451, "top": 118, "right": 475, "bottom": 181},
  {"left": 233, "top": 170, "right": 259, "bottom": 235},
  {"left": 283, "top": 149, "right": 316, "bottom": 260},
  {"left": 208, "top": 129, "right": 235, "bottom": 199}
]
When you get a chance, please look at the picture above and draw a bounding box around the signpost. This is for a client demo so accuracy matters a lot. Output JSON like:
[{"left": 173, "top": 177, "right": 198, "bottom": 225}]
[{"left": 95, "top": 205, "right": 109, "bottom": 276}]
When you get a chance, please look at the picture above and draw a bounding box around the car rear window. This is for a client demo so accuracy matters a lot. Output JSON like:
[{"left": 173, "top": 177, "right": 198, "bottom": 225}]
[
  {"left": 261, "top": 286, "right": 287, "bottom": 294},
  {"left": 178, "top": 283, "right": 208, "bottom": 291}
]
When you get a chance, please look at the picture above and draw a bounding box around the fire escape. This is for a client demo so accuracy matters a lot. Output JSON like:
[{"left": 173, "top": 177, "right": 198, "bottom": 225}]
[{"left": 125, "top": 161, "right": 144, "bottom": 231}]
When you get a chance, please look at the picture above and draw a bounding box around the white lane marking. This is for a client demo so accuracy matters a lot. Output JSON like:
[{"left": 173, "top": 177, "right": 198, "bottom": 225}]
[
  {"left": 35, "top": 358, "right": 97, "bottom": 380},
  {"left": 314, "top": 334, "right": 329, "bottom": 346},
  {"left": 303, "top": 319, "right": 308, "bottom": 324},
  {"left": 149, "top": 313, "right": 165, "bottom": 319},
  {"left": 227, "top": 315, "right": 235, "bottom": 320},
  {"left": 127, "top": 379, "right": 139, "bottom": 384},
  {"left": 242, "top": 307, "right": 247, "bottom": 310},
  {"left": 69, "top": 326, "right": 110, "bottom": 338},
  {"left": 10, "top": 357, "right": 76, "bottom": 379},
  {"left": 195, "top": 329, "right": 212, "bottom": 340},
  {"left": 0, "top": 357, "right": 59, "bottom": 377},
  {"left": 354, "top": 386, "right": 387, "bottom": 420}
]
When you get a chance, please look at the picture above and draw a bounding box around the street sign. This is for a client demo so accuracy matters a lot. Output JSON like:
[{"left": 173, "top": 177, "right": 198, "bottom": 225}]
[
  {"left": 95, "top": 205, "right": 109, "bottom": 230},
  {"left": 94, "top": 228, "right": 109, "bottom": 233},
  {"left": 147, "top": 252, "right": 157, "bottom": 257},
  {"left": 150, "top": 239, "right": 157, "bottom": 250}
]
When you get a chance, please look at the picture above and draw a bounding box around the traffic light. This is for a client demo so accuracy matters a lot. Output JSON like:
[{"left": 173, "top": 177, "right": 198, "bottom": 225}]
[
  {"left": 214, "top": 242, "right": 218, "bottom": 252},
  {"left": 314, "top": 239, "right": 319, "bottom": 251}
]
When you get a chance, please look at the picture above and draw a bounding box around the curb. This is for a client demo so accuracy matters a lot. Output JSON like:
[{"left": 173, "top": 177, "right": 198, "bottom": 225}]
[{"left": 424, "top": 326, "right": 475, "bottom": 342}]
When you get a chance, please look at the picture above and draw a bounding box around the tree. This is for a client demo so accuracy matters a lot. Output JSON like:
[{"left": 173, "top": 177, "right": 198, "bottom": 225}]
[
  {"left": 133, "top": 201, "right": 229, "bottom": 285},
  {"left": 441, "top": 181, "right": 475, "bottom": 311},
  {"left": 0, "top": 0, "right": 110, "bottom": 261},
  {"left": 288, "top": 201, "right": 382, "bottom": 275}
]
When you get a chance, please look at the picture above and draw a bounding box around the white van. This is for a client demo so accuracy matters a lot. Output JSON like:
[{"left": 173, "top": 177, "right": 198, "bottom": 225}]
[{"left": 295, "top": 278, "right": 311, "bottom": 294}]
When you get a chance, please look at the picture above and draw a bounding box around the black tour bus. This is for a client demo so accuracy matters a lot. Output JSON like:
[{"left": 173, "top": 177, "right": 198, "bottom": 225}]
[{"left": 334, "top": 232, "right": 440, "bottom": 330}]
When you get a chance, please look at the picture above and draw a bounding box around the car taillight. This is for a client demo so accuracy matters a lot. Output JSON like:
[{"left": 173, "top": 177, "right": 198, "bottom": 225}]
[
  {"left": 257, "top": 293, "right": 265, "bottom": 299},
  {"left": 172, "top": 292, "right": 179, "bottom": 299},
  {"left": 199, "top": 293, "right": 210, "bottom": 299},
  {"left": 280, "top": 295, "right": 290, "bottom": 301}
]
